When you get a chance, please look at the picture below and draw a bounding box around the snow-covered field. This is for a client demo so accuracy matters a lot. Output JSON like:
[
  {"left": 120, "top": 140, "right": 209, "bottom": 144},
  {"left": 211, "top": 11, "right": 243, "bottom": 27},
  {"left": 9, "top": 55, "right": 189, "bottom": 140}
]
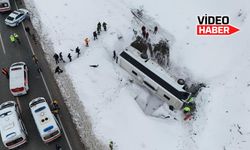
[{"left": 24, "top": 0, "right": 250, "bottom": 149}]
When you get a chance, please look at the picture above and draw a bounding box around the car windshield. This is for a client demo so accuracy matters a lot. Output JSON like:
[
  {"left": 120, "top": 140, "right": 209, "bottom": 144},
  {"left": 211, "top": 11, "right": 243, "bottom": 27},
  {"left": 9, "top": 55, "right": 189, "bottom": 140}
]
[
  {"left": 12, "top": 11, "right": 19, "bottom": 15},
  {"left": 30, "top": 99, "right": 46, "bottom": 107},
  {"left": 0, "top": 103, "right": 14, "bottom": 110},
  {"left": 16, "top": 10, "right": 24, "bottom": 14},
  {"left": 6, "top": 16, "right": 14, "bottom": 21}
]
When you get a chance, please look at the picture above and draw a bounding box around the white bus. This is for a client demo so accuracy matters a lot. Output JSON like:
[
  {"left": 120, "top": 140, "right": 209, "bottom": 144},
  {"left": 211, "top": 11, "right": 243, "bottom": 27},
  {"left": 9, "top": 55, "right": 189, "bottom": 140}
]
[
  {"left": 9, "top": 62, "right": 29, "bottom": 96},
  {"left": 29, "top": 97, "right": 61, "bottom": 143},
  {"left": 118, "top": 46, "right": 191, "bottom": 110},
  {"left": 0, "top": 101, "right": 27, "bottom": 149},
  {"left": 0, "top": 0, "right": 11, "bottom": 12}
]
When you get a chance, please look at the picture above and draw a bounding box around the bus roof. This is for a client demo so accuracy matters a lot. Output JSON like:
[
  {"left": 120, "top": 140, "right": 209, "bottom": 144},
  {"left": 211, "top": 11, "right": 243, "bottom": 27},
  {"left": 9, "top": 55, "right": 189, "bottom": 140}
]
[
  {"left": 29, "top": 97, "right": 59, "bottom": 137},
  {"left": 0, "top": 102, "right": 22, "bottom": 142},
  {"left": 120, "top": 46, "right": 191, "bottom": 100}
]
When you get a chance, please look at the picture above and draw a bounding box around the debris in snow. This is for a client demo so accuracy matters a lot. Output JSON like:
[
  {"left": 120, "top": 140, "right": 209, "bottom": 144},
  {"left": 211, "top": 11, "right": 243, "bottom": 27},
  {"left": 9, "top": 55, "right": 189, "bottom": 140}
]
[{"left": 89, "top": 64, "right": 99, "bottom": 68}]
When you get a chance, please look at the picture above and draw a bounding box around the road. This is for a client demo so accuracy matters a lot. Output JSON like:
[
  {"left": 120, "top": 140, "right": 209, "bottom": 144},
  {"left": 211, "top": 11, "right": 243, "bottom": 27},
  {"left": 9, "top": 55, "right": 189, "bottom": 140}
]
[{"left": 0, "top": 0, "right": 85, "bottom": 150}]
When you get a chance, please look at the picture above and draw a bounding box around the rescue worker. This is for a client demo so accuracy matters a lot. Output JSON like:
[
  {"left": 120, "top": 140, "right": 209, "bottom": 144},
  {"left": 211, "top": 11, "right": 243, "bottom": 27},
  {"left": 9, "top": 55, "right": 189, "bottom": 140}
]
[
  {"left": 52, "top": 100, "right": 60, "bottom": 114},
  {"left": 75, "top": 47, "right": 80, "bottom": 57},
  {"left": 97, "top": 22, "right": 102, "bottom": 32},
  {"left": 153, "top": 26, "right": 158, "bottom": 34},
  {"left": 102, "top": 22, "right": 107, "bottom": 31},
  {"left": 113, "top": 50, "right": 116, "bottom": 60},
  {"left": 1, "top": 67, "right": 9, "bottom": 79},
  {"left": 141, "top": 26, "right": 146, "bottom": 33},
  {"left": 67, "top": 53, "right": 72, "bottom": 62},
  {"left": 84, "top": 38, "right": 90, "bottom": 47},
  {"left": 25, "top": 26, "right": 31, "bottom": 35},
  {"left": 55, "top": 66, "right": 63, "bottom": 74},
  {"left": 53, "top": 53, "right": 60, "bottom": 64},
  {"left": 13, "top": 33, "right": 20, "bottom": 44},
  {"left": 109, "top": 141, "right": 114, "bottom": 150},
  {"left": 183, "top": 106, "right": 191, "bottom": 114},
  {"left": 9, "top": 34, "right": 16, "bottom": 44},
  {"left": 59, "top": 52, "right": 65, "bottom": 63},
  {"left": 93, "top": 31, "right": 98, "bottom": 40}
]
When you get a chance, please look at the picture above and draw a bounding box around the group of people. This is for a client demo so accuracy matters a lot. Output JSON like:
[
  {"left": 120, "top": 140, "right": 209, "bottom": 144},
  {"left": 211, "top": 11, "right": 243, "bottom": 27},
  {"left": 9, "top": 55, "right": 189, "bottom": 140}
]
[
  {"left": 84, "top": 22, "right": 107, "bottom": 47},
  {"left": 53, "top": 47, "right": 81, "bottom": 74},
  {"left": 9, "top": 33, "right": 21, "bottom": 44},
  {"left": 140, "top": 25, "right": 158, "bottom": 40}
]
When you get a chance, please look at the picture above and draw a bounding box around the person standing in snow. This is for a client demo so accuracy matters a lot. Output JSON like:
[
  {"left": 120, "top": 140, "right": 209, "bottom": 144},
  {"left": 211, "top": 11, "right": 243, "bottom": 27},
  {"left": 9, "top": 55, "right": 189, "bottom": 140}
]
[
  {"left": 84, "top": 38, "right": 90, "bottom": 47},
  {"left": 97, "top": 22, "right": 102, "bottom": 32},
  {"left": 113, "top": 50, "right": 116, "bottom": 60},
  {"left": 109, "top": 141, "right": 114, "bottom": 150},
  {"left": 75, "top": 46, "right": 80, "bottom": 57},
  {"left": 55, "top": 66, "right": 63, "bottom": 74},
  {"left": 97, "top": 27, "right": 100, "bottom": 35},
  {"left": 59, "top": 52, "right": 65, "bottom": 63},
  {"left": 153, "top": 26, "right": 158, "bottom": 34},
  {"left": 93, "top": 31, "right": 98, "bottom": 40},
  {"left": 53, "top": 53, "right": 60, "bottom": 64},
  {"left": 67, "top": 53, "right": 72, "bottom": 62},
  {"left": 102, "top": 22, "right": 107, "bottom": 31},
  {"left": 141, "top": 26, "right": 146, "bottom": 33}
]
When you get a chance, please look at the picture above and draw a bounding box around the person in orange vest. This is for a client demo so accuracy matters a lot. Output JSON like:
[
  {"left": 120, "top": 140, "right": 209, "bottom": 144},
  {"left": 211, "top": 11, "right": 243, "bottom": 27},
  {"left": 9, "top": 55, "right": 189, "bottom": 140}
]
[
  {"left": 1, "top": 67, "right": 9, "bottom": 79},
  {"left": 84, "top": 38, "right": 90, "bottom": 47}
]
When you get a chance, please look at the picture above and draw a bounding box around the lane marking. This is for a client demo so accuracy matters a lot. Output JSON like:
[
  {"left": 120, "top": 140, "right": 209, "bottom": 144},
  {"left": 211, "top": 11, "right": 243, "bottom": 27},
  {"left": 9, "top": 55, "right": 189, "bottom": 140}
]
[
  {"left": 15, "top": 97, "right": 22, "bottom": 113},
  {"left": 13, "top": 1, "right": 73, "bottom": 149},
  {"left": 0, "top": 33, "right": 6, "bottom": 54}
]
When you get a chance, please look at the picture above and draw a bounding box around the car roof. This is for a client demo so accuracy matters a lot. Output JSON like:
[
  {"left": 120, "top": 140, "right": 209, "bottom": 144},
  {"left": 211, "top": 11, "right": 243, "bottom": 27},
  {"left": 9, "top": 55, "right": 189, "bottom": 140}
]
[
  {"left": 30, "top": 97, "right": 59, "bottom": 137},
  {"left": 9, "top": 62, "right": 26, "bottom": 89},
  {"left": 0, "top": 101, "right": 22, "bottom": 142},
  {"left": 9, "top": 11, "right": 20, "bottom": 18}
]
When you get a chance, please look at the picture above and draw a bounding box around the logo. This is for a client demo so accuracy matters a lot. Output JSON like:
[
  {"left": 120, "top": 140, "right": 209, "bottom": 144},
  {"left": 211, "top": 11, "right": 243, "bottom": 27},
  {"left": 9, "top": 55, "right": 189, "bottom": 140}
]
[{"left": 197, "top": 14, "right": 239, "bottom": 35}]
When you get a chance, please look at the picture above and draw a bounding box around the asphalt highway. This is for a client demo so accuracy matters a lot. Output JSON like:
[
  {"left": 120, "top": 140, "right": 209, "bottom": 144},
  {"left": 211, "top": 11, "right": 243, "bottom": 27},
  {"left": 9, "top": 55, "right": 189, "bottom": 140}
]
[{"left": 0, "top": 0, "right": 85, "bottom": 150}]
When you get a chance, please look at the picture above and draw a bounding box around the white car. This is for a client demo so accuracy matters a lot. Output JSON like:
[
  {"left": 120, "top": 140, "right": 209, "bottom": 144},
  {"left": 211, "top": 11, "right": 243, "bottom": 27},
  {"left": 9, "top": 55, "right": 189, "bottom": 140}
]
[
  {"left": 9, "top": 62, "right": 29, "bottom": 96},
  {"left": 5, "top": 8, "right": 29, "bottom": 27}
]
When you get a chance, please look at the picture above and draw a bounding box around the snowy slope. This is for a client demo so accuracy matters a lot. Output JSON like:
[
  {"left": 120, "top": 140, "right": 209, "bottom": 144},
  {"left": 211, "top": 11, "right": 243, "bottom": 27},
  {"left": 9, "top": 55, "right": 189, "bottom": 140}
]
[{"left": 24, "top": 0, "right": 250, "bottom": 150}]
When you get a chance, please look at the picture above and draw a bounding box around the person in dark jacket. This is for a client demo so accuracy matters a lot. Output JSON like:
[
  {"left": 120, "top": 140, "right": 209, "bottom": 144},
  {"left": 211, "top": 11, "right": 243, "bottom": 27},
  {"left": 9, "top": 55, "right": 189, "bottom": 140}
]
[
  {"left": 97, "top": 22, "right": 102, "bottom": 32},
  {"left": 153, "top": 26, "right": 158, "bottom": 34},
  {"left": 55, "top": 66, "right": 63, "bottom": 74},
  {"left": 113, "top": 50, "right": 116, "bottom": 60},
  {"left": 25, "top": 26, "right": 31, "bottom": 35},
  {"left": 67, "top": 53, "right": 72, "bottom": 62},
  {"left": 141, "top": 26, "right": 146, "bottom": 33},
  {"left": 53, "top": 53, "right": 59, "bottom": 64},
  {"left": 93, "top": 31, "right": 98, "bottom": 40},
  {"left": 75, "top": 46, "right": 80, "bottom": 57},
  {"left": 102, "top": 22, "right": 107, "bottom": 31},
  {"left": 59, "top": 52, "right": 65, "bottom": 63}
]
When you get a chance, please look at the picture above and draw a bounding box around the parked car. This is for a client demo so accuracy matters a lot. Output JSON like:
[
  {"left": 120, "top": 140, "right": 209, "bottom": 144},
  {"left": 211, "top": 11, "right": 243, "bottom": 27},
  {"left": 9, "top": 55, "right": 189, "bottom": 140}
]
[
  {"left": 5, "top": 8, "right": 29, "bottom": 27},
  {"left": 9, "top": 62, "right": 29, "bottom": 96},
  {"left": 0, "top": 101, "right": 28, "bottom": 149}
]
